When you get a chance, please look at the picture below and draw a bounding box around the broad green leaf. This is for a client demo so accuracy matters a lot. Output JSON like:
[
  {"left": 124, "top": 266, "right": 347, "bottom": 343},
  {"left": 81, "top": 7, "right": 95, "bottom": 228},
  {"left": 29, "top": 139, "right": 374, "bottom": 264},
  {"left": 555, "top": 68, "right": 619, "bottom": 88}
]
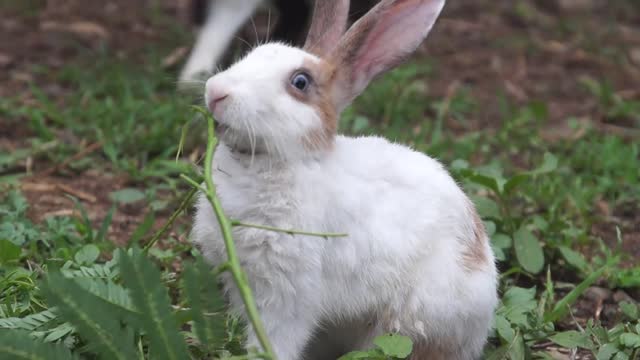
[
  {"left": 484, "top": 221, "right": 496, "bottom": 236},
  {"left": 484, "top": 344, "right": 509, "bottom": 360},
  {"left": 503, "top": 173, "right": 529, "bottom": 194},
  {"left": 494, "top": 315, "right": 515, "bottom": 342},
  {"left": 596, "top": 343, "right": 620, "bottom": 360},
  {"left": 502, "top": 287, "right": 537, "bottom": 308},
  {"left": 612, "top": 351, "right": 629, "bottom": 360},
  {"left": 450, "top": 159, "right": 469, "bottom": 170},
  {"left": 119, "top": 248, "right": 189, "bottom": 360},
  {"left": 609, "top": 324, "right": 626, "bottom": 341},
  {"left": 467, "top": 173, "right": 501, "bottom": 194},
  {"left": 0, "top": 239, "right": 21, "bottom": 263},
  {"left": 492, "top": 246, "right": 506, "bottom": 262},
  {"left": 531, "top": 216, "right": 549, "bottom": 231},
  {"left": 499, "top": 287, "right": 537, "bottom": 326},
  {"left": 74, "top": 244, "right": 100, "bottom": 265},
  {"left": 509, "top": 334, "right": 525, "bottom": 360},
  {"left": 42, "top": 273, "right": 137, "bottom": 360},
  {"left": 182, "top": 257, "right": 226, "bottom": 353},
  {"left": 338, "top": 349, "right": 384, "bottom": 360},
  {"left": 619, "top": 302, "right": 638, "bottom": 320},
  {"left": 471, "top": 196, "right": 501, "bottom": 219},
  {"left": 109, "top": 188, "right": 145, "bottom": 204},
  {"left": 0, "top": 330, "right": 74, "bottom": 360},
  {"left": 558, "top": 246, "right": 589, "bottom": 272},
  {"left": 549, "top": 330, "right": 593, "bottom": 349},
  {"left": 374, "top": 334, "right": 413, "bottom": 358},
  {"left": 530, "top": 152, "right": 558, "bottom": 175},
  {"left": 351, "top": 116, "right": 371, "bottom": 133},
  {"left": 514, "top": 227, "right": 544, "bottom": 274},
  {"left": 492, "top": 234, "right": 512, "bottom": 249},
  {"left": 619, "top": 333, "right": 640, "bottom": 348}
]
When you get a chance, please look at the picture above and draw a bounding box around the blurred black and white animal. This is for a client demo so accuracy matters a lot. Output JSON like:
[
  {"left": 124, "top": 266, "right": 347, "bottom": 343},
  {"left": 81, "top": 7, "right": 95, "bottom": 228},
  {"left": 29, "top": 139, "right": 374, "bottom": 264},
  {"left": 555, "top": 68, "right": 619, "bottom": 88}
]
[{"left": 179, "top": 0, "right": 377, "bottom": 83}]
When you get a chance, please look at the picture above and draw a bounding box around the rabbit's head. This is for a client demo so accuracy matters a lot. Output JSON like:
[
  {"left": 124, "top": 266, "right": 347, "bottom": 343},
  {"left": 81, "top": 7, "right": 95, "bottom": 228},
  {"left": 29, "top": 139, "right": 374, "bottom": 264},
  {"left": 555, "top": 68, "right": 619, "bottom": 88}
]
[{"left": 205, "top": 0, "right": 445, "bottom": 159}]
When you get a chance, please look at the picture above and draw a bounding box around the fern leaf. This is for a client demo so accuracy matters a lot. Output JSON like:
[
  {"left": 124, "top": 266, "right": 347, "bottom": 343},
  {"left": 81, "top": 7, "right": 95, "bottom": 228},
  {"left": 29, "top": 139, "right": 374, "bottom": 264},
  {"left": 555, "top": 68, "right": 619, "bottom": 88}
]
[
  {"left": 31, "top": 322, "right": 75, "bottom": 343},
  {"left": 0, "top": 309, "right": 76, "bottom": 344},
  {"left": 182, "top": 257, "right": 226, "bottom": 353},
  {"left": 0, "top": 310, "right": 57, "bottom": 331},
  {"left": 42, "top": 273, "right": 137, "bottom": 360},
  {"left": 118, "top": 248, "right": 188, "bottom": 360},
  {"left": 73, "top": 278, "right": 136, "bottom": 314},
  {"left": 0, "top": 330, "right": 74, "bottom": 360},
  {"left": 61, "top": 263, "right": 117, "bottom": 280}
]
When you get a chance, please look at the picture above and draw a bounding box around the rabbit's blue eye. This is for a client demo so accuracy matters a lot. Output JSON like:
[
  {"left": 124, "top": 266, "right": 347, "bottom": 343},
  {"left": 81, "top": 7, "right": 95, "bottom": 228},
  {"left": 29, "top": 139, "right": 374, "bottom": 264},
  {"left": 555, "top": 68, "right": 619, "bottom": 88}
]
[{"left": 291, "top": 72, "right": 311, "bottom": 91}]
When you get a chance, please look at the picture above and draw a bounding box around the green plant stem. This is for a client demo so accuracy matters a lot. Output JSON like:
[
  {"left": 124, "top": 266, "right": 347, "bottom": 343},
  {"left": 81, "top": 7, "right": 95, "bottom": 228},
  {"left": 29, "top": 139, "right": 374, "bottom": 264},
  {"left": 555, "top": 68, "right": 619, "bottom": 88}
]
[
  {"left": 231, "top": 221, "right": 347, "bottom": 238},
  {"left": 143, "top": 187, "right": 197, "bottom": 252},
  {"left": 191, "top": 112, "right": 276, "bottom": 359}
]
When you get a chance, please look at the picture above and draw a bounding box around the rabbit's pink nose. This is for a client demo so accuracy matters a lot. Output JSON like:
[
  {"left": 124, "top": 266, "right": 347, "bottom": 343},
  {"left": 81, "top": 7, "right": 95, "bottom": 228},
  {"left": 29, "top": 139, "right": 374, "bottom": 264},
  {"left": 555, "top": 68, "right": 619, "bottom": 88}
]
[
  {"left": 205, "top": 76, "right": 231, "bottom": 114},
  {"left": 207, "top": 92, "right": 229, "bottom": 113}
]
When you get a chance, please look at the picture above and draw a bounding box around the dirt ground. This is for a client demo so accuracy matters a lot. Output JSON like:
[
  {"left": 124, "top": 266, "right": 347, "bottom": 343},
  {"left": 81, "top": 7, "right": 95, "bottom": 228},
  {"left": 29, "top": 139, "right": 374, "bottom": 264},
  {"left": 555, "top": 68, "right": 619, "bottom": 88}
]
[{"left": 1, "top": 0, "right": 639, "bottom": 254}]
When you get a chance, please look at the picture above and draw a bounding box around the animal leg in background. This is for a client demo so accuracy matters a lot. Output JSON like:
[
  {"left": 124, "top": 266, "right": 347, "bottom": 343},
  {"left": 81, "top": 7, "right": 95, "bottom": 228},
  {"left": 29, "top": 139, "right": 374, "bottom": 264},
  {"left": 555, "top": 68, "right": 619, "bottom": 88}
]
[{"left": 179, "top": 0, "right": 262, "bottom": 83}]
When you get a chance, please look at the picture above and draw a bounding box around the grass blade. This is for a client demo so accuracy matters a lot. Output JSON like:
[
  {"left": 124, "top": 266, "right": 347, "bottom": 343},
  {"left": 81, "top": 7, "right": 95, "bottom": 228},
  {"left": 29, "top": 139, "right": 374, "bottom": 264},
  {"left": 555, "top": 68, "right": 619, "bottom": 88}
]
[
  {"left": 129, "top": 211, "right": 155, "bottom": 245},
  {"left": 545, "top": 263, "right": 611, "bottom": 323},
  {"left": 96, "top": 204, "right": 116, "bottom": 242}
]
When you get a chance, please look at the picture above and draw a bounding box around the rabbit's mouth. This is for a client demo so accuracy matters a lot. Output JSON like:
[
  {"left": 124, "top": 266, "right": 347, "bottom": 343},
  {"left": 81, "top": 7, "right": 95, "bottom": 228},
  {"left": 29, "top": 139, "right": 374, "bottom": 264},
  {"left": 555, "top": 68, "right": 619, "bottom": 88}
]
[
  {"left": 214, "top": 122, "right": 229, "bottom": 136},
  {"left": 215, "top": 122, "right": 267, "bottom": 156}
]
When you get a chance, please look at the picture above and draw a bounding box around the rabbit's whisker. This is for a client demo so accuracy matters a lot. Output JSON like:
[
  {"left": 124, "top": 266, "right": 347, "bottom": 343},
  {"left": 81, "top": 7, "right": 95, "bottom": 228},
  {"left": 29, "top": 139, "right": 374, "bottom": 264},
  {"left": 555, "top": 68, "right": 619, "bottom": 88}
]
[
  {"left": 266, "top": 8, "right": 272, "bottom": 43},
  {"left": 250, "top": 16, "right": 260, "bottom": 47}
]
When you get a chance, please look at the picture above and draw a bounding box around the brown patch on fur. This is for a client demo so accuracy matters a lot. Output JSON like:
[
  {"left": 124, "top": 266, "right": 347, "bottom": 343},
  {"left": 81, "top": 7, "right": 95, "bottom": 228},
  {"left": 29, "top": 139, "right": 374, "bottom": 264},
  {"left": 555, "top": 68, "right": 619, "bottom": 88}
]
[
  {"left": 375, "top": 307, "right": 465, "bottom": 360},
  {"left": 328, "top": 0, "right": 413, "bottom": 109},
  {"left": 285, "top": 57, "right": 339, "bottom": 151},
  {"left": 332, "top": 0, "right": 422, "bottom": 70},
  {"left": 330, "top": 3, "right": 381, "bottom": 82},
  {"left": 461, "top": 205, "right": 490, "bottom": 273},
  {"left": 409, "top": 341, "right": 460, "bottom": 360},
  {"left": 328, "top": 0, "right": 443, "bottom": 110},
  {"left": 303, "top": 0, "right": 350, "bottom": 56}
]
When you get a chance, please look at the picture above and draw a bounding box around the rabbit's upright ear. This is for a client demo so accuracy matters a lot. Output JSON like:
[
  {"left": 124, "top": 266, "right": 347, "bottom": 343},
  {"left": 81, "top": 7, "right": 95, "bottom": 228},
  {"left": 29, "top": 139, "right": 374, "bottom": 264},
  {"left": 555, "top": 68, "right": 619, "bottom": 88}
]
[
  {"left": 303, "top": 0, "right": 350, "bottom": 56},
  {"left": 330, "top": 0, "right": 445, "bottom": 110}
]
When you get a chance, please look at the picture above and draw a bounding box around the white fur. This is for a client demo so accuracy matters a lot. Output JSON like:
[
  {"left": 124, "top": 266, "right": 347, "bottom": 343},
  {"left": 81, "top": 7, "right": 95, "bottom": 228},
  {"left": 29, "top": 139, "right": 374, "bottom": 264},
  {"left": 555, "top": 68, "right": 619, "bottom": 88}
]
[{"left": 192, "top": 6, "right": 498, "bottom": 359}]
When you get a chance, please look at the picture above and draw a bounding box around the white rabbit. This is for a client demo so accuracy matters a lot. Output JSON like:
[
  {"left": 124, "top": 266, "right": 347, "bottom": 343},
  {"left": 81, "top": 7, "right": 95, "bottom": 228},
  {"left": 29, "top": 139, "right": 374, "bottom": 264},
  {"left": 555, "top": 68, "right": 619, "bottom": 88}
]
[{"left": 191, "top": 0, "right": 498, "bottom": 359}]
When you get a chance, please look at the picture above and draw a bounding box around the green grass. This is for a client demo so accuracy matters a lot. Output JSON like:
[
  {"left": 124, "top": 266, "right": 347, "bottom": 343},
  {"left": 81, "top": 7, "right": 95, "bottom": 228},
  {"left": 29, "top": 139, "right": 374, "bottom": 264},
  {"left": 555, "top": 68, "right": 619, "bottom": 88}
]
[{"left": 1, "top": 33, "right": 639, "bottom": 360}]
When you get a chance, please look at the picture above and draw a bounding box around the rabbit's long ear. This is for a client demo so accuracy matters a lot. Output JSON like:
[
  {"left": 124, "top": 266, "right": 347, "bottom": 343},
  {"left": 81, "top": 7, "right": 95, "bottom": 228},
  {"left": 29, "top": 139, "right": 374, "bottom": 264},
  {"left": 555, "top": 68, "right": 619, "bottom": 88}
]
[
  {"left": 330, "top": 0, "right": 445, "bottom": 111},
  {"left": 303, "top": 0, "right": 350, "bottom": 56}
]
